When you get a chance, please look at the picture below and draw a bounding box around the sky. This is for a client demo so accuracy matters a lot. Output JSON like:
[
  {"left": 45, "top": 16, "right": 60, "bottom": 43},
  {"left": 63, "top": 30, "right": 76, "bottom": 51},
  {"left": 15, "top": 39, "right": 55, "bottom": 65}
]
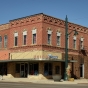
[{"left": 0, "top": 0, "right": 88, "bottom": 27}]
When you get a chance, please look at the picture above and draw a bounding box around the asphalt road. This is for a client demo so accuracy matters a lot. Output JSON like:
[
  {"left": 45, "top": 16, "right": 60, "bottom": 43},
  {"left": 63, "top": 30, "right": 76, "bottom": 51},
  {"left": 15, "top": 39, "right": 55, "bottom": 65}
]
[{"left": 0, "top": 82, "right": 88, "bottom": 88}]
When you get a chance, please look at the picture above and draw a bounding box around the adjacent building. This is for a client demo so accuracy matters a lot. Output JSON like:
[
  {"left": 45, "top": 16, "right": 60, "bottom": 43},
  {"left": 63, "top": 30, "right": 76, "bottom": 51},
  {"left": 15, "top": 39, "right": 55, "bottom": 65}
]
[{"left": 0, "top": 13, "right": 88, "bottom": 79}]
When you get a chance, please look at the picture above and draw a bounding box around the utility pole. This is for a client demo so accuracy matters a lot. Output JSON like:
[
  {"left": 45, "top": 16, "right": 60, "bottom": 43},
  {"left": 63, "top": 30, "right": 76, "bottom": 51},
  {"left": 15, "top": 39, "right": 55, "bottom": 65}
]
[
  {"left": 64, "top": 15, "right": 68, "bottom": 81},
  {"left": 64, "top": 15, "right": 78, "bottom": 81}
]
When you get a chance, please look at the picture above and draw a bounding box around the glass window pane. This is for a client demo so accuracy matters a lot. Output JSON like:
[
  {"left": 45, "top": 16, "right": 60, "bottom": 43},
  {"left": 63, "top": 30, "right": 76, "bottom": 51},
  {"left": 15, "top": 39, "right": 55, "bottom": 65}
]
[
  {"left": 29, "top": 63, "right": 39, "bottom": 75},
  {"left": 80, "top": 41, "right": 83, "bottom": 49},
  {"left": 57, "top": 36, "right": 60, "bottom": 46},
  {"left": 0, "top": 36, "right": 2, "bottom": 42},
  {"left": 23, "top": 35, "right": 26, "bottom": 45},
  {"left": 16, "top": 64, "right": 20, "bottom": 73},
  {"left": 44, "top": 63, "right": 52, "bottom": 76},
  {"left": 0, "top": 36, "right": 2, "bottom": 48},
  {"left": 33, "top": 34, "right": 36, "bottom": 44},
  {"left": 73, "top": 40, "right": 76, "bottom": 49},
  {"left": 4, "top": 35, "right": 8, "bottom": 48},
  {"left": 15, "top": 36, "right": 18, "bottom": 46},
  {"left": 48, "top": 34, "right": 51, "bottom": 44},
  {"left": 55, "top": 66, "right": 60, "bottom": 74}
]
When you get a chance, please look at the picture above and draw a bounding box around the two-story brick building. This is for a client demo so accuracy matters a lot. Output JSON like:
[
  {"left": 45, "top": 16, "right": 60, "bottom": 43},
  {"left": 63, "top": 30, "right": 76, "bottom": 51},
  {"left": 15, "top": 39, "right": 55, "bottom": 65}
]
[{"left": 0, "top": 13, "right": 88, "bottom": 79}]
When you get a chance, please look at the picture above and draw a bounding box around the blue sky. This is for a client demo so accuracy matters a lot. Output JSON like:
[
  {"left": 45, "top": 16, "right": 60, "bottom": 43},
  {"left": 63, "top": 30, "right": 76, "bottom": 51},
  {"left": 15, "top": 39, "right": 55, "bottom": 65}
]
[{"left": 0, "top": 0, "right": 88, "bottom": 27}]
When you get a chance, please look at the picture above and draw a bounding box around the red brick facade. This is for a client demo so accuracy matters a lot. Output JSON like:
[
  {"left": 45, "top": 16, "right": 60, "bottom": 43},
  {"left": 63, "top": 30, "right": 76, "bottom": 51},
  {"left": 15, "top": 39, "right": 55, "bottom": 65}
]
[{"left": 0, "top": 13, "right": 88, "bottom": 79}]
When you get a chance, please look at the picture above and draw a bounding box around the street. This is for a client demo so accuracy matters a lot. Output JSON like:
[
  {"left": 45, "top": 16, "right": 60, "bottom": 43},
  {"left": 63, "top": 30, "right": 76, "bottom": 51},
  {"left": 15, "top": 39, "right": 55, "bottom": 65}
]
[{"left": 0, "top": 82, "right": 88, "bottom": 88}]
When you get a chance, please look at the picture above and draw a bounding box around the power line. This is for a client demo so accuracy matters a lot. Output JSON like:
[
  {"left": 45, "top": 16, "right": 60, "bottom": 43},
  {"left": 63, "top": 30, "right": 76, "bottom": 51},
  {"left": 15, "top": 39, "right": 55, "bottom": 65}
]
[{"left": 69, "top": 16, "right": 88, "bottom": 21}]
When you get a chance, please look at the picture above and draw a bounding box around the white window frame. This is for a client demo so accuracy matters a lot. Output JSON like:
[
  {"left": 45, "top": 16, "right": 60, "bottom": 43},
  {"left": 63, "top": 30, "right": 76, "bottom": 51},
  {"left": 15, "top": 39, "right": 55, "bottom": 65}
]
[
  {"left": 57, "top": 32, "right": 61, "bottom": 46},
  {"left": 47, "top": 30, "right": 52, "bottom": 45},
  {"left": 80, "top": 37, "right": 84, "bottom": 49},
  {"left": 23, "top": 31, "right": 27, "bottom": 45},
  {"left": 32, "top": 29, "right": 37, "bottom": 44},
  {"left": 14, "top": 32, "right": 18, "bottom": 46},
  {"left": 4, "top": 35, "right": 8, "bottom": 48},
  {"left": 0, "top": 36, "right": 2, "bottom": 48},
  {"left": 73, "top": 36, "right": 76, "bottom": 49}
]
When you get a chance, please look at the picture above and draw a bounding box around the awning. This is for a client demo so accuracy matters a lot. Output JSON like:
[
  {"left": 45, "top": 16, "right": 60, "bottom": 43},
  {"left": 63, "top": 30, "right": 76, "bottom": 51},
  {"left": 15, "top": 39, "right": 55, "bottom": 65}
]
[
  {"left": 0, "top": 58, "right": 77, "bottom": 63},
  {"left": 0, "top": 60, "right": 11, "bottom": 63}
]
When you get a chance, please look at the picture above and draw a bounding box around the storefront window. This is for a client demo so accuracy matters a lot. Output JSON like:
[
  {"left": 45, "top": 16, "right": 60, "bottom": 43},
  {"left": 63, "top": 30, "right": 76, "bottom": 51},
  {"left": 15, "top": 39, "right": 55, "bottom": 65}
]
[
  {"left": 44, "top": 63, "right": 52, "bottom": 76},
  {"left": 16, "top": 63, "right": 20, "bottom": 73},
  {"left": 55, "top": 66, "right": 60, "bottom": 74},
  {"left": 0, "top": 63, "right": 7, "bottom": 75},
  {"left": 29, "top": 63, "right": 39, "bottom": 75}
]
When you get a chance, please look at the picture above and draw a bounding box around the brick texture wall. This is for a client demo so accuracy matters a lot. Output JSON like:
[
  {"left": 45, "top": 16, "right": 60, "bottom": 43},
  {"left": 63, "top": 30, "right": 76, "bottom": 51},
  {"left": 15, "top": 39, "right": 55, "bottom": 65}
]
[{"left": 0, "top": 13, "right": 88, "bottom": 78}]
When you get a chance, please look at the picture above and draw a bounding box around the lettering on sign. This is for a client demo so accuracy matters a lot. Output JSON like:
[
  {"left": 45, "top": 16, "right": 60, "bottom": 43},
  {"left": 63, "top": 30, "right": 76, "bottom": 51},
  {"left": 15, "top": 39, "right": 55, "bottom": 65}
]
[
  {"left": 48, "top": 54, "right": 58, "bottom": 59},
  {"left": 33, "top": 54, "right": 58, "bottom": 60}
]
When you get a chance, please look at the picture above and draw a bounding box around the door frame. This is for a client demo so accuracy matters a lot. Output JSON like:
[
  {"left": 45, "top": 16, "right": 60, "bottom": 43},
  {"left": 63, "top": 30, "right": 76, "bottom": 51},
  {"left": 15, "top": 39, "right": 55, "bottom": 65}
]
[
  {"left": 80, "top": 64, "right": 84, "bottom": 78},
  {"left": 20, "top": 63, "right": 28, "bottom": 78}
]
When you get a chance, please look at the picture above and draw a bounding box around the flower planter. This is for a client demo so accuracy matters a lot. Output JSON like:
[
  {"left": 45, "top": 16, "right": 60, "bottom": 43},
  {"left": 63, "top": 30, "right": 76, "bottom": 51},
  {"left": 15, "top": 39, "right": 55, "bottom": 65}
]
[
  {"left": 68, "top": 78, "right": 74, "bottom": 81},
  {"left": 52, "top": 75, "right": 62, "bottom": 81}
]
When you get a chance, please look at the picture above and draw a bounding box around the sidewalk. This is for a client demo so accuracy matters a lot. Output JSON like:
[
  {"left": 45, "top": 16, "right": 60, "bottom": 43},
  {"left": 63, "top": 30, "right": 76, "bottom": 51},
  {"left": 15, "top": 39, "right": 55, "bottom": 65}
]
[{"left": 0, "top": 78, "right": 88, "bottom": 84}]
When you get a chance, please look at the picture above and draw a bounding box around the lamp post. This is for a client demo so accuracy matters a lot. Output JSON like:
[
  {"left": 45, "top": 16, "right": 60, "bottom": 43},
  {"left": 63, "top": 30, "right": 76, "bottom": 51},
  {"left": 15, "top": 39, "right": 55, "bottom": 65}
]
[{"left": 64, "top": 15, "right": 78, "bottom": 81}]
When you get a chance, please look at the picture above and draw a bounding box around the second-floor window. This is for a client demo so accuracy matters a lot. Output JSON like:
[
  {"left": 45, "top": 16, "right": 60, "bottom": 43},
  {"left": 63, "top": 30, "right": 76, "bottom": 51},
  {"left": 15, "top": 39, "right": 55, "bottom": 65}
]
[
  {"left": 48, "top": 34, "right": 51, "bottom": 44},
  {"left": 14, "top": 32, "right": 18, "bottom": 46},
  {"left": 47, "top": 30, "right": 52, "bottom": 44},
  {"left": 33, "top": 34, "right": 36, "bottom": 44},
  {"left": 0, "top": 36, "right": 2, "bottom": 48},
  {"left": 32, "top": 29, "right": 37, "bottom": 44},
  {"left": 68, "top": 36, "right": 69, "bottom": 48},
  {"left": 4, "top": 35, "right": 8, "bottom": 48},
  {"left": 80, "top": 37, "right": 84, "bottom": 49},
  {"left": 57, "top": 32, "right": 61, "bottom": 46},
  {"left": 23, "top": 31, "right": 27, "bottom": 45},
  {"left": 73, "top": 36, "right": 76, "bottom": 49}
]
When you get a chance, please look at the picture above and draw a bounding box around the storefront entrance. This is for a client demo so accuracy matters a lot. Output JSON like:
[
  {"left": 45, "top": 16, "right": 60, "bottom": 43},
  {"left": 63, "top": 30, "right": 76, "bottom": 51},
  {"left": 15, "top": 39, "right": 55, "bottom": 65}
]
[
  {"left": 20, "top": 63, "right": 28, "bottom": 77},
  {"left": 16, "top": 62, "right": 39, "bottom": 78},
  {"left": 80, "top": 64, "right": 84, "bottom": 78}
]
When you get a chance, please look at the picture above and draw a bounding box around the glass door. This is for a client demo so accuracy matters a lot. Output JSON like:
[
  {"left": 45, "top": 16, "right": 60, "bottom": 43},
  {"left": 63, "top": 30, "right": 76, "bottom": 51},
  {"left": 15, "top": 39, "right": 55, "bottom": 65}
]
[
  {"left": 20, "top": 63, "right": 25, "bottom": 77},
  {"left": 20, "top": 63, "right": 28, "bottom": 77}
]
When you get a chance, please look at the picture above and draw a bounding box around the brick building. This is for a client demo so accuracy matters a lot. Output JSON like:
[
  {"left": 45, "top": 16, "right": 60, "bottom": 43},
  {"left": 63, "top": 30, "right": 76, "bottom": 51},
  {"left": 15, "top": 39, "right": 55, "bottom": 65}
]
[{"left": 0, "top": 13, "right": 88, "bottom": 79}]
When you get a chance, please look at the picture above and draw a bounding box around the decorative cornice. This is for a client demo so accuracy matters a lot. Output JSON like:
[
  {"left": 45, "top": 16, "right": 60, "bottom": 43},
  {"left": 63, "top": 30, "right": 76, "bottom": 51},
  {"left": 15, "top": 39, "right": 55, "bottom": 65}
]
[
  {"left": 42, "top": 14, "right": 65, "bottom": 28},
  {"left": 0, "top": 23, "right": 9, "bottom": 30},
  {"left": 0, "top": 13, "right": 88, "bottom": 34},
  {"left": 42, "top": 14, "right": 88, "bottom": 34},
  {"left": 9, "top": 13, "right": 43, "bottom": 28}
]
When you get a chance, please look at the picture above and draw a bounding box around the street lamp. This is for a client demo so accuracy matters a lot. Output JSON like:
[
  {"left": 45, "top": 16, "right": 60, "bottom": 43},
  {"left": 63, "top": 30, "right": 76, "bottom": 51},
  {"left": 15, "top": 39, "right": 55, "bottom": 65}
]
[{"left": 64, "top": 15, "right": 78, "bottom": 81}]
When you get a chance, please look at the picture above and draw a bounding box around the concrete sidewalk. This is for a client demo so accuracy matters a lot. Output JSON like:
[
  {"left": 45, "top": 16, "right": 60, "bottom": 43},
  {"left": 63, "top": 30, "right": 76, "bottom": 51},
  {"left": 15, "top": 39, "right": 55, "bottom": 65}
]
[{"left": 0, "top": 78, "right": 88, "bottom": 84}]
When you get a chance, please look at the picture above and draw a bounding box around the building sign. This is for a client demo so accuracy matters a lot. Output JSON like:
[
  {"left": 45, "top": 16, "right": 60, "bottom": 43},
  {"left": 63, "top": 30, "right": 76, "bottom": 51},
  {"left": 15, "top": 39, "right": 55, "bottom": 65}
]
[
  {"left": 48, "top": 54, "right": 58, "bottom": 59},
  {"left": 33, "top": 54, "right": 58, "bottom": 60}
]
